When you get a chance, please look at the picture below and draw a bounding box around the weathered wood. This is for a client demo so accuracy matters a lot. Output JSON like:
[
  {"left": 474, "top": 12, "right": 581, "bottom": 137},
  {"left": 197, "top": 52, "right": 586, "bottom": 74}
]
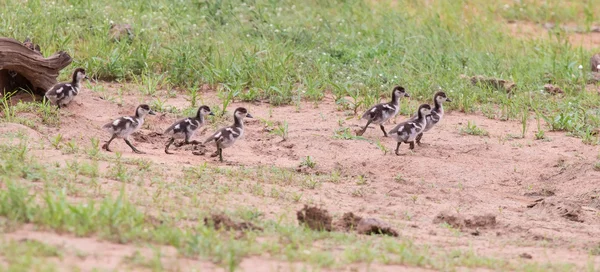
[{"left": 0, "top": 37, "right": 72, "bottom": 97}]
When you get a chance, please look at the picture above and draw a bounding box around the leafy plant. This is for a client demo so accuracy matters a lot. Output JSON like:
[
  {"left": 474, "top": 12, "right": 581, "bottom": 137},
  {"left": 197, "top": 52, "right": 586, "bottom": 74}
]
[
  {"left": 270, "top": 120, "right": 289, "bottom": 141},
  {"left": 460, "top": 121, "right": 489, "bottom": 136},
  {"left": 300, "top": 156, "right": 316, "bottom": 169}
]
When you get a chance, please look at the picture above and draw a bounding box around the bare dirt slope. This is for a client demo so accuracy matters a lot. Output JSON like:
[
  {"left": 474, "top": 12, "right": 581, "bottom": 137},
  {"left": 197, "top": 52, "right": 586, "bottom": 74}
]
[{"left": 5, "top": 84, "right": 600, "bottom": 270}]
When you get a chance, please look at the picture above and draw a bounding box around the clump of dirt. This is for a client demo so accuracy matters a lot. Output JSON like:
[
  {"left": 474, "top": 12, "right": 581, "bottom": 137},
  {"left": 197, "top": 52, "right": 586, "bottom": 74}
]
[
  {"left": 464, "top": 214, "right": 497, "bottom": 229},
  {"left": 109, "top": 22, "right": 134, "bottom": 41},
  {"left": 144, "top": 214, "right": 164, "bottom": 226},
  {"left": 356, "top": 218, "right": 399, "bottom": 237},
  {"left": 543, "top": 84, "right": 564, "bottom": 95},
  {"left": 433, "top": 212, "right": 465, "bottom": 229},
  {"left": 190, "top": 144, "right": 207, "bottom": 156},
  {"left": 460, "top": 74, "right": 516, "bottom": 93},
  {"left": 527, "top": 198, "right": 584, "bottom": 223},
  {"left": 132, "top": 131, "right": 166, "bottom": 144},
  {"left": 588, "top": 72, "right": 600, "bottom": 84},
  {"left": 525, "top": 188, "right": 556, "bottom": 197},
  {"left": 433, "top": 211, "right": 497, "bottom": 230},
  {"left": 582, "top": 190, "right": 600, "bottom": 210},
  {"left": 519, "top": 253, "right": 533, "bottom": 259},
  {"left": 204, "top": 213, "right": 262, "bottom": 231},
  {"left": 296, "top": 205, "right": 332, "bottom": 231},
  {"left": 334, "top": 212, "right": 362, "bottom": 232},
  {"left": 333, "top": 212, "right": 398, "bottom": 237}
]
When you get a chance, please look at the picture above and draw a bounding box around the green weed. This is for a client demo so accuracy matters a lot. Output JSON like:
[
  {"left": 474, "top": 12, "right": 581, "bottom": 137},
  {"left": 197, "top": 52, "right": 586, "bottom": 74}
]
[{"left": 460, "top": 121, "right": 489, "bottom": 137}]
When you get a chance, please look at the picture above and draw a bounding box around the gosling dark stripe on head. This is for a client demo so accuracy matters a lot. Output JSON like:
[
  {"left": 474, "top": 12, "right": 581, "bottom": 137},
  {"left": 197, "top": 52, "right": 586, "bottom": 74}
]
[
  {"left": 389, "top": 104, "right": 432, "bottom": 155},
  {"left": 102, "top": 104, "right": 156, "bottom": 154},
  {"left": 409, "top": 91, "right": 451, "bottom": 145},
  {"left": 357, "top": 86, "right": 410, "bottom": 137},
  {"left": 44, "top": 68, "right": 89, "bottom": 109},
  {"left": 164, "top": 105, "right": 214, "bottom": 154},
  {"left": 204, "top": 107, "right": 253, "bottom": 162}
]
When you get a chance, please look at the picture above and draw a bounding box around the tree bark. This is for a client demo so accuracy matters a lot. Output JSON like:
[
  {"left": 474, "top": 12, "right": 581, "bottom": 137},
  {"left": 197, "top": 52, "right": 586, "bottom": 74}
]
[{"left": 0, "top": 37, "right": 72, "bottom": 97}]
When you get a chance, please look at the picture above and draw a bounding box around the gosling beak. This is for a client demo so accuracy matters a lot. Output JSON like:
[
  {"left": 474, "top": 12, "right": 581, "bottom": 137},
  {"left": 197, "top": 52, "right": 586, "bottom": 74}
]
[
  {"left": 246, "top": 113, "right": 254, "bottom": 118},
  {"left": 404, "top": 93, "right": 411, "bottom": 97},
  {"left": 149, "top": 110, "right": 156, "bottom": 115},
  {"left": 84, "top": 75, "right": 90, "bottom": 80},
  {"left": 209, "top": 112, "right": 215, "bottom": 116},
  {"left": 446, "top": 98, "right": 452, "bottom": 102}
]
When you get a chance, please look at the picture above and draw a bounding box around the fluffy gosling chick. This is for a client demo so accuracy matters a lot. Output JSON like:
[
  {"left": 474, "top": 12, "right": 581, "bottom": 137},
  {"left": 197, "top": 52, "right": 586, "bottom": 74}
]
[
  {"left": 389, "top": 104, "right": 432, "bottom": 155},
  {"left": 412, "top": 91, "right": 451, "bottom": 145},
  {"left": 164, "top": 105, "right": 214, "bottom": 154},
  {"left": 102, "top": 104, "right": 156, "bottom": 154},
  {"left": 45, "top": 68, "right": 89, "bottom": 108},
  {"left": 357, "top": 86, "right": 410, "bottom": 137},
  {"left": 204, "top": 107, "right": 253, "bottom": 162}
]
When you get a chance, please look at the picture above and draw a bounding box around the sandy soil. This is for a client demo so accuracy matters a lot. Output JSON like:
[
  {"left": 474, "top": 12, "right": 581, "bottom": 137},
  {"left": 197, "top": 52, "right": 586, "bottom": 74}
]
[
  {"left": 3, "top": 84, "right": 600, "bottom": 271},
  {"left": 506, "top": 20, "right": 600, "bottom": 51}
]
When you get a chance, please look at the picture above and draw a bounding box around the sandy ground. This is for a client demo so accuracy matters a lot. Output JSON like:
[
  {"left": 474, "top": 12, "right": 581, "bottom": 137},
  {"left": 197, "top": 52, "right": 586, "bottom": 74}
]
[
  {"left": 2, "top": 84, "right": 600, "bottom": 271},
  {"left": 506, "top": 20, "right": 600, "bottom": 50}
]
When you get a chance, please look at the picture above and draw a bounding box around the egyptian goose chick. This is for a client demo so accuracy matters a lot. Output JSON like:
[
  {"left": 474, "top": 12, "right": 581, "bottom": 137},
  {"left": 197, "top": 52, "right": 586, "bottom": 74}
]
[
  {"left": 413, "top": 91, "right": 451, "bottom": 145},
  {"left": 102, "top": 104, "right": 156, "bottom": 154},
  {"left": 204, "top": 107, "right": 253, "bottom": 162},
  {"left": 164, "top": 105, "right": 214, "bottom": 154},
  {"left": 45, "top": 68, "right": 89, "bottom": 108},
  {"left": 357, "top": 86, "right": 410, "bottom": 137},
  {"left": 388, "top": 104, "right": 432, "bottom": 155}
]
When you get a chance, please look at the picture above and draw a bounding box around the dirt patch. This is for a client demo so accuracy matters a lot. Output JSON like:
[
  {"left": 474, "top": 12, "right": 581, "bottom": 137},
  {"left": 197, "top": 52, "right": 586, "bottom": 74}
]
[
  {"left": 543, "top": 84, "right": 564, "bottom": 95},
  {"left": 296, "top": 205, "right": 332, "bottom": 231},
  {"left": 506, "top": 21, "right": 600, "bottom": 50},
  {"left": 464, "top": 214, "right": 497, "bottom": 229},
  {"left": 333, "top": 212, "right": 398, "bottom": 237},
  {"left": 356, "top": 218, "right": 399, "bottom": 237},
  {"left": 433, "top": 211, "right": 497, "bottom": 231},
  {"left": 527, "top": 198, "right": 584, "bottom": 223},
  {"left": 0, "top": 123, "right": 42, "bottom": 143},
  {"left": 14, "top": 82, "right": 600, "bottom": 269},
  {"left": 460, "top": 74, "right": 515, "bottom": 93},
  {"left": 334, "top": 212, "right": 362, "bottom": 232},
  {"left": 433, "top": 212, "right": 466, "bottom": 229},
  {"left": 204, "top": 213, "right": 262, "bottom": 231},
  {"left": 131, "top": 130, "right": 167, "bottom": 144},
  {"left": 524, "top": 188, "right": 556, "bottom": 197}
]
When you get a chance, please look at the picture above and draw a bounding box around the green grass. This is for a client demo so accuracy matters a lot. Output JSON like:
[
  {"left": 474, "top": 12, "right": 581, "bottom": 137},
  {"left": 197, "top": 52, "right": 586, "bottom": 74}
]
[
  {"left": 0, "top": 131, "right": 581, "bottom": 271},
  {"left": 460, "top": 121, "right": 490, "bottom": 136},
  {"left": 0, "top": 238, "right": 62, "bottom": 271},
  {"left": 2, "top": 0, "right": 600, "bottom": 143},
  {"left": 1, "top": 0, "right": 599, "bottom": 270}
]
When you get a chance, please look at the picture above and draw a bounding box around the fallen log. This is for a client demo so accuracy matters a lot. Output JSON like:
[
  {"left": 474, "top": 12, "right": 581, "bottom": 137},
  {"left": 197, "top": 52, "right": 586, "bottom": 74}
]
[{"left": 0, "top": 37, "right": 72, "bottom": 97}]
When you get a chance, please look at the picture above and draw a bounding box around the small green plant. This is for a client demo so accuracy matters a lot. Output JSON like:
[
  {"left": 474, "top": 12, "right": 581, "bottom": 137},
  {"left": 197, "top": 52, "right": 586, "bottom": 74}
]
[
  {"left": 460, "top": 121, "right": 489, "bottom": 136},
  {"left": 271, "top": 120, "right": 289, "bottom": 141},
  {"left": 186, "top": 85, "right": 200, "bottom": 108},
  {"left": 302, "top": 176, "right": 319, "bottom": 189},
  {"left": 51, "top": 134, "right": 63, "bottom": 149},
  {"left": 64, "top": 139, "right": 79, "bottom": 154},
  {"left": 291, "top": 192, "right": 303, "bottom": 203},
  {"left": 300, "top": 156, "right": 316, "bottom": 169},
  {"left": 375, "top": 140, "right": 389, "bottom": 155},
  {"left": 351, "top": 188, "right": 365, "bottom": 198},
  {"left": 333, "top": 127, "right": 368, "bottom": 141},
  {"left": 591, "top": 243, "right": 600, "bottom": 256},
  {"left": 356, "top": 175, "right": 367, "bottom": 185},
  {"left": 594, "top": 161, "right": 600, "bottom": 171},
  {"left": 0, "top": 91, "right": 16, "bottom": 122},
  {"left": 218, "top": 84, "right": 241, "bottom": 116},
  {"left": 521, "top": 110, "right": 528, "bottom": 138},
  {"left": 88, "top": 138, "right": 100, "bottom": 157},
  {"left": 394, "top": 174, "right": 406, "bottom": 183}
]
